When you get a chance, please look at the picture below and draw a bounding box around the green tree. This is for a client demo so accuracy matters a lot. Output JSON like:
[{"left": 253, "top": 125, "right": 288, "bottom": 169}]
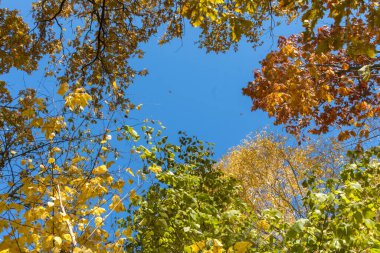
[
  {"left": 255, "top": 147, "right": 380, "bottom": 252},
  {"left": 122, "top": 134, "right": 256, "bottom": 253}
]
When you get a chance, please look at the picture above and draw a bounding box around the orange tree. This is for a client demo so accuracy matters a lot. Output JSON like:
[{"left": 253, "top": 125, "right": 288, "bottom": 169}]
[{"left": 243, "top": 0, "right": 379, "bottom": 143}]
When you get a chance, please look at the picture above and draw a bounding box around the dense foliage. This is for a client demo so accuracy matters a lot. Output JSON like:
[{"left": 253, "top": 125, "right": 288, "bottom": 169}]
[
  {"left": 0, "top": 0, "right": 379, "bottom": 252},
  {"left": 122, "top": 134, "right": 256, "bottom": 252},
  {"left": 243, "top": 0, "right": 379, "bottom": 141},
  {"left": 123, "top": 137, "right": 380, "bottom": 253},
  {"left": 217, "top": 132, "right": 343, "bottom": 220},
  {"left": 256, "top": 147, "right": 380, "bottom": 253}
]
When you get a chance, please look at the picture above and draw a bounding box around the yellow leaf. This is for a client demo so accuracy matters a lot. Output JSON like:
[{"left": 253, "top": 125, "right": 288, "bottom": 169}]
[
  {"left": 356, "top": 101, "right": 368, "bottom": 111},
  {"left": 73, "top": 247, "right": 82, "bottom": 253},
  {"left": 72, "top": 156, "right": 86, "bottom": 164},
  {"left": 21, "top": 107, "right": 35, "bottom": 118},
  {"left": 52, "top": 147, "right": 61, "bottom": 153},
  {"left": 126, "top": 168, "right": 134, "bottom": 177},
  {"left": 112, "top": 179, "right": 125, "bottom": 191},
  {"left": 282, "top": 44, "right": 297, "bottom": 56},
  {"left": 41, "top": 116, "right": 66, "bottom": 140},
  {"left": 123, "top": 226, "right": 132, "bottom": 237},
  {"left": 31, "top": 118, "right": 43, "bottom": 127},
  {"left": 338, "top": 87, "right": 350, "bottom": 96},
  {"left": 212, "top": 239, "right": 223, "bottom": 253},
  {"left": 48, "top": 158, "right": 55, "bottom": 164},
  {"left": 233, "top": 241, "right": 252, "bottom": 253},
  {"left": 54, "top": 236, "right": 62, "bottom": 246},
  {"left": 112, "top": 81, "right": 118, "bottom": 90},
  {"left": 326, "top": 94, "right": 334, "bottom": 103},
  {"left": 93, "top": 165, "right": 107, "bottom": 175},
  {"left": 212, "top": 247, "right": 223, "bottom": 253},
  {"left": 213, "top": 239, "right": 223, "bottom": 247},
  {"left": 62, "top": 233, "right": 72, "bottom": 242},
  {"left": 338, "top": 131, "right": 351, "bottom": 141},
  {"left": 129, "top": 189, "right": 139, "bottom": 203},
  {"left": 189, "top": 241, "right": 206, "bottom": 253},
  {"left": 109, "top": 195, "right": 126, "bottom": 212},
  {"left": 192, "top": 18, "right": 203, "bottom": 27},
  {"left": 367, "top": 47, "right": 376, "bottom": 58},
  {"left": 149, "top": 164, "right": 162, "bottom": 174},
  {"left": 65, "top": 89, "right": 92, "bottom": 111},
  {"left": 58, "top": 82, "right": 69, "bottom": 96},
  {"left": 95, "top": 217, "right": 103, "bottom": 227},
  {"left": 106, "top": 161, "right": 115, "bottom": 167},
  {"left": 92, "top": 206, "right": 106, "bottom": 216}
]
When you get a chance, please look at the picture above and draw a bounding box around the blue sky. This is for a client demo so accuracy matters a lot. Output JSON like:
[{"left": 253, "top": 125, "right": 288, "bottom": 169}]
[
  {"left": 128, "top": 23, "right": 302, "bottom": 158},
  {"left": 2, "top": 0, "right": 303, "bottom": 158}
]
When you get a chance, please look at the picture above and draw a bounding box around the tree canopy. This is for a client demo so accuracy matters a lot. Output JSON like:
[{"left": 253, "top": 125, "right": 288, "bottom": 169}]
[
  {"left": 123, "top": 136, "right": 380, "bottom": 253},
  {"left": 0, "top": 0, "right": 379, "bottom": 252},
  {"left": 243, "top": 0, "right": 379, "bottom": 141},
  {"left": 217, "top": 132, "right": 343, "bottom": 220},
  {"left": 122, "top": 134, "right": 256, "bottom": 252}
]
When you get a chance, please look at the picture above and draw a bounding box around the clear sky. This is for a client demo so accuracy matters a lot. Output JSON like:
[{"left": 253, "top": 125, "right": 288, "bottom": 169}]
[{"left": 127, "top": 23, "right": 302, "bottom": 158}]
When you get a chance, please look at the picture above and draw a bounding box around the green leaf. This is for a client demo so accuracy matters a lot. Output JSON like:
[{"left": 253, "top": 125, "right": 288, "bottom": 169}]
[
  {"left": 156, "top": 218, "right": 168, "bottom": 228},
  {"left": 364, "top": 218, "right": 376, "bottom": 229},
  {"left": 313, "top": 193, "right": 328, "bottom": 203},
  {"left": 292, "top": 218, "right": 308, "bottom": 233}
]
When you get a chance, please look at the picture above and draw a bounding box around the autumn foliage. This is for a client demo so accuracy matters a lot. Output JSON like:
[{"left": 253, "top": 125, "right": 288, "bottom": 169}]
[
  {"left": 0, "top": 0, "right": 379, "bottom": 252},
  {"left": 244, "top": 0, "right": 379, "bottom": 142},
  {"left": 243, "top": 30, "right": 379, "bottom": 141},
  {"left": 217, "top": 132, "right": 343, "bottom": 220}
]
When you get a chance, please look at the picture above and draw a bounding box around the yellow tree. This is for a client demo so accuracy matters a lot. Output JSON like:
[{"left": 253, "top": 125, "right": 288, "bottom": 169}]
[
  {"left": 0, "top": 76, "right": 147, "bottom": 252},
  {"left": 217, "top": 132, "right": 343, "bottom": 221}
]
